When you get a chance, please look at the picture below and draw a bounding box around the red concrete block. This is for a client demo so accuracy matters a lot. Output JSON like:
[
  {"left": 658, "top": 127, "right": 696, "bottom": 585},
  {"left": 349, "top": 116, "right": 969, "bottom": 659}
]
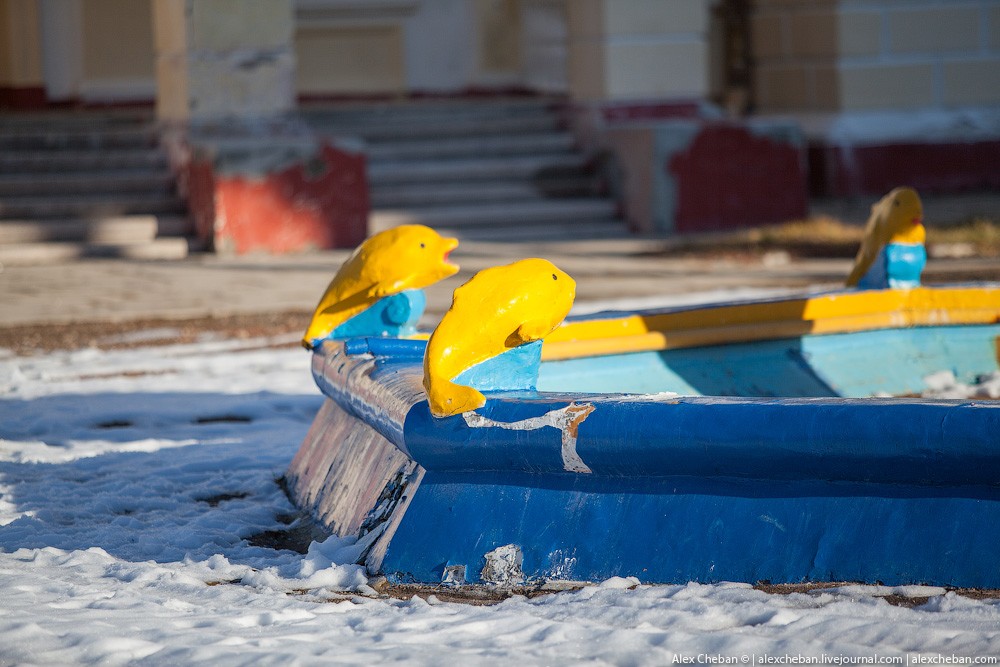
[
  {"left": 809, "top": 140, "right": 1000, "bottom": 197},
  {"left": 667, "top": 124, "right": 808, "bottom": 232},
  {"left": 188, "top": 141, "right": 368, "bottom": 254},
  {"left": 0, "top": 86, "right": 48, "bottom": 109}
]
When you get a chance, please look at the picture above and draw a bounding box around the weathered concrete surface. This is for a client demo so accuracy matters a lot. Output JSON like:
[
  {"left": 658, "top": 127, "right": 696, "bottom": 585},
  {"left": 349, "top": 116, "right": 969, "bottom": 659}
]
[
  {"left": 2, "top": 238, "right": 996, "bottom": 330},
  {"left": 154, "top": 0, "right": 296, "bottom": 122}
]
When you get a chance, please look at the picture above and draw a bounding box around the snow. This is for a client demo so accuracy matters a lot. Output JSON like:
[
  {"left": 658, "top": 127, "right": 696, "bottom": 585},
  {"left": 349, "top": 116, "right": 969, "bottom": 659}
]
[
  {"left": 2, "top": 335, "right": 1000, "bottom": 665},
  {"left": 922, "top": 370, "right": 1000, "bottom": 400}
]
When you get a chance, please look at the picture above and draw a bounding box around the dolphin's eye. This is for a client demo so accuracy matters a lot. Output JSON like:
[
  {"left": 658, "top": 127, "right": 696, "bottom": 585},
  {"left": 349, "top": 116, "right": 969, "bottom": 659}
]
[
  {"left": 420, "top": 243, "right": 426, "bottom": 248},
  {"left": 552, "top": 274, "right": 557, "bottom": 280}
]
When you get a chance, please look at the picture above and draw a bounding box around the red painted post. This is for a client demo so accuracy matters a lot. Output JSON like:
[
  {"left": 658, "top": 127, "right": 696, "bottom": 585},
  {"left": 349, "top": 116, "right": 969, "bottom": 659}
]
[{"left": 186, "top": 139, "right": 369, "bottom": 254}]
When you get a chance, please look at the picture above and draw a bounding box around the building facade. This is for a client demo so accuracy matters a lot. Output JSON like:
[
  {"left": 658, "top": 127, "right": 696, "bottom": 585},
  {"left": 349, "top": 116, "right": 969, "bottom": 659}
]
[
  {"left": 2, "top": 0, "right": 998, "bottom": 239},
  {"left": 4, "top": 1, "right": 998, "bottom": 114}
]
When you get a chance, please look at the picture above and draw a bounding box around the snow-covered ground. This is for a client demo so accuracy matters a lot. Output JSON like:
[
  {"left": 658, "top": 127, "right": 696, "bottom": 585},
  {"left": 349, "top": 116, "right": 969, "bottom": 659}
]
[{"left": 2, "top": 334, "right": 999, "bottom": 666}]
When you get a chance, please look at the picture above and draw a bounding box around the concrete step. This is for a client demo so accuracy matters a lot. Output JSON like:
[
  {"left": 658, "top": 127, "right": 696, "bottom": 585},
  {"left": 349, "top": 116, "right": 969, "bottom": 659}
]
[
  {"left": 0, "top": 170, "right": 176, "bottom": 197},
  {"left": 0, "top": 109, "right": 152, "bottom": 131},
  {"left": 0, "top": 237, "right": 190, "bottom": 266},
  {"left": 0, "top": 193, "right": 187, "bottom": 219},
  {"left": 302, "top": 97, "right": 560, "bottom": 124},
  {"left": 0, "top": 215, "right": 191, "bottom": 244},
  {"left": 439, "top": 219, "right": 630, "bottom": 243},
  {"left": 0, "top": 126, "right": 159, "bottom": 151},
  {"left": 366, "top": 132, "right": 575, "bottom": 162},
  {"left": 370, "top": 198, "right": 619, "bottom": 231},
  {"left": 314, "top": 114, "right": 563, "bottom": 142},
  {"left": 0, "top": 112, "right": 190, "bottom": 260},
  {"left": 0, "top": 149, "right": 169, "bottom": 173},
  {"left": 371, "top": 177, "right": 601, "bottom": 208},
  {"left": 369, "top": 154, "right": 591, "bottom": 185}
]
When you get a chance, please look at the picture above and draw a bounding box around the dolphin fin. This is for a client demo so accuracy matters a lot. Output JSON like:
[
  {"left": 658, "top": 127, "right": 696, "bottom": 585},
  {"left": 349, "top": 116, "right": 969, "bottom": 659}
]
[
  {"left": 303, "top": 290, "right": 379, "bottom": 345},
  {"left": 427, "top": 379, "right": 487, "bottom": 418},
  {"left": 846, "top": 199, "right": 890, "bottom": 287},
  {"left": 509, "top": 321, "right": 551, "bottom": 345},
  {"left": 367, "top": 278, "right": 410, "bottom": 299},
  {"left": 846, "top": 240, "right": 879, "bottom": 287}
]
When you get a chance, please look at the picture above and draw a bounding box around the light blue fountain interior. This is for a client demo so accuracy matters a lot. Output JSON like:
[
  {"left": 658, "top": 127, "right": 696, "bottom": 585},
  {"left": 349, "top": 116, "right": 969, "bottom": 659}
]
[{"left": 537, "top": 325, "right": 1000, "bottom": 398}]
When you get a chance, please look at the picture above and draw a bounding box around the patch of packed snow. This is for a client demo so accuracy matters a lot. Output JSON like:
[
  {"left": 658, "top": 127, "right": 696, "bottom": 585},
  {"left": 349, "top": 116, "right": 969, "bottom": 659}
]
[
  {"left": 922, "top": 370, "right": 1000, "bottom": 400},
  {"left": 2, "top": 338, "right": 1000, "bottom": 665}
]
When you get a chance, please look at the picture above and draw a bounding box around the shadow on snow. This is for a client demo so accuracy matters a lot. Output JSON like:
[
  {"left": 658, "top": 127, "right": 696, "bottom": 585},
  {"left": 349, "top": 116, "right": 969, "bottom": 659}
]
[{"left": 0, "top": 390, "right": 323, "bottom": 567}]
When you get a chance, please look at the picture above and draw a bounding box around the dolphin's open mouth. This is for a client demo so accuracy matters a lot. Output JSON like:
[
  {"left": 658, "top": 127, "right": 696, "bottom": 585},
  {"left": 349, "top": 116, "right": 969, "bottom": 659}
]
[{"left": 441, "top": 238, "right": 460, "bottom": 270}]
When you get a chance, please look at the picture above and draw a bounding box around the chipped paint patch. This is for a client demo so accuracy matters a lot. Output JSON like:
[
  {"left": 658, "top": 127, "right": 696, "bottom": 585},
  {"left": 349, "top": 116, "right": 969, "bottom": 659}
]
[
  {"left": 480, "top": 544, "right": 524, "bottom": 586},
  {"left": 759, "top": 514, "right": 786, "bottom": 532},
  {"left": 442, "top": 564, "right": 467, "bottom": 586},
  {"left": 464, "top": 402, "right": 596, "bottom": 473},
  {"left": 611, "top": 391, "right": 680, "bottom": 403},
  {"left": 546, "top": 549, "right": 579, "bottom": 580}
]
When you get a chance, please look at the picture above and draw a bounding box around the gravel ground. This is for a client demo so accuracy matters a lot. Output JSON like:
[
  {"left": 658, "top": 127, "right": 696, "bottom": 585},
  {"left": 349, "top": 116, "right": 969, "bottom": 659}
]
[{"left": 0, "top": 311, "right": 312, "bottom": 356}]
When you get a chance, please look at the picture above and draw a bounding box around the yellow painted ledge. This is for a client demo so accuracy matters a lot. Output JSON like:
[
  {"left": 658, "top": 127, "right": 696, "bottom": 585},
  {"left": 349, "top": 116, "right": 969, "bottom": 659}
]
[{"left": 542, "top": 287, "right": 1000, "bottom": 361}]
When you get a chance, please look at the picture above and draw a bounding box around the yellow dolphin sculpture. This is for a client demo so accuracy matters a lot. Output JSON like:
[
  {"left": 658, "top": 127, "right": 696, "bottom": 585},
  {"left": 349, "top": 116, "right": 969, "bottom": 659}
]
[
  {"left": 423, "top": 258, "right": 576, "bottom": 418},
  {"left": 846, "top": 187, "right": 925, "bottom": 287},
  {"left": 303, "top": 225, "right": 460, "bottom": 348}
]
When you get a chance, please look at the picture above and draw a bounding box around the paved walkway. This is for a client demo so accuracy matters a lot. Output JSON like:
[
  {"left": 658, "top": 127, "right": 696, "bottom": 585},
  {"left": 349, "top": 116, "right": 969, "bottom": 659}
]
[{"left": 2, "top": 237, "right": 996, "bottom": 330}]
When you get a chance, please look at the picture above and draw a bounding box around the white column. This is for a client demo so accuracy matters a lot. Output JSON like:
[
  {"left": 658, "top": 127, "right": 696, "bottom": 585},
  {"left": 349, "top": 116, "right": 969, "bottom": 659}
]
[
  {"left": 38, "top": 0, "right": 82, "bottom": 101},
  {"left": 153, "top": 0, "right": 296, "bottom": 122}
]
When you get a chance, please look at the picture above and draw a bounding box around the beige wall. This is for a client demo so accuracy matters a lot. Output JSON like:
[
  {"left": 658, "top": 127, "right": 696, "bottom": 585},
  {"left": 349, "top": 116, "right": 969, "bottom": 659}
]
[
  {"left": 293, "top": 0, "right": 557, "bottom": 97},
  {"left": 0, "top": 0, "right": 44, "bottom": 88},
  {"left": 0, "top": 1, "right": 12, "bottom": 84},
  {"left": 753, "top": 0, "right": 1000, "bottom": 113},
  {"left": 82, "top": 0, "right": 154, "bottom": 80},
  {"left": 567, "top": 0, "right": 711, "bottom": 102},
  {"left": 477, "top": 0, "right": 521, "bottom": 78},
  {"left": 296, "top": 25, "right": 405, "bottom": 96},
  {"left": 519, "top": 0, "right": 567, "bottom": 92},
  {"left": 292, "top": 0, "right": 413, "bottom": 96}
]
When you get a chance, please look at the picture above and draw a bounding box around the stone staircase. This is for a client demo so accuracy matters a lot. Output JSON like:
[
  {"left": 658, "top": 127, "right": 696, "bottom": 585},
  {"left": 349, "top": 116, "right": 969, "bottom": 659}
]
[
  {"left": 0, "top": 99, "right": 628, "bottom": 266},
  {"left": 0, "top": 110, "right": 191, "bottom": 266},
  {"left": 302, "top": 98, "right": 628, "bottom": 243}
]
